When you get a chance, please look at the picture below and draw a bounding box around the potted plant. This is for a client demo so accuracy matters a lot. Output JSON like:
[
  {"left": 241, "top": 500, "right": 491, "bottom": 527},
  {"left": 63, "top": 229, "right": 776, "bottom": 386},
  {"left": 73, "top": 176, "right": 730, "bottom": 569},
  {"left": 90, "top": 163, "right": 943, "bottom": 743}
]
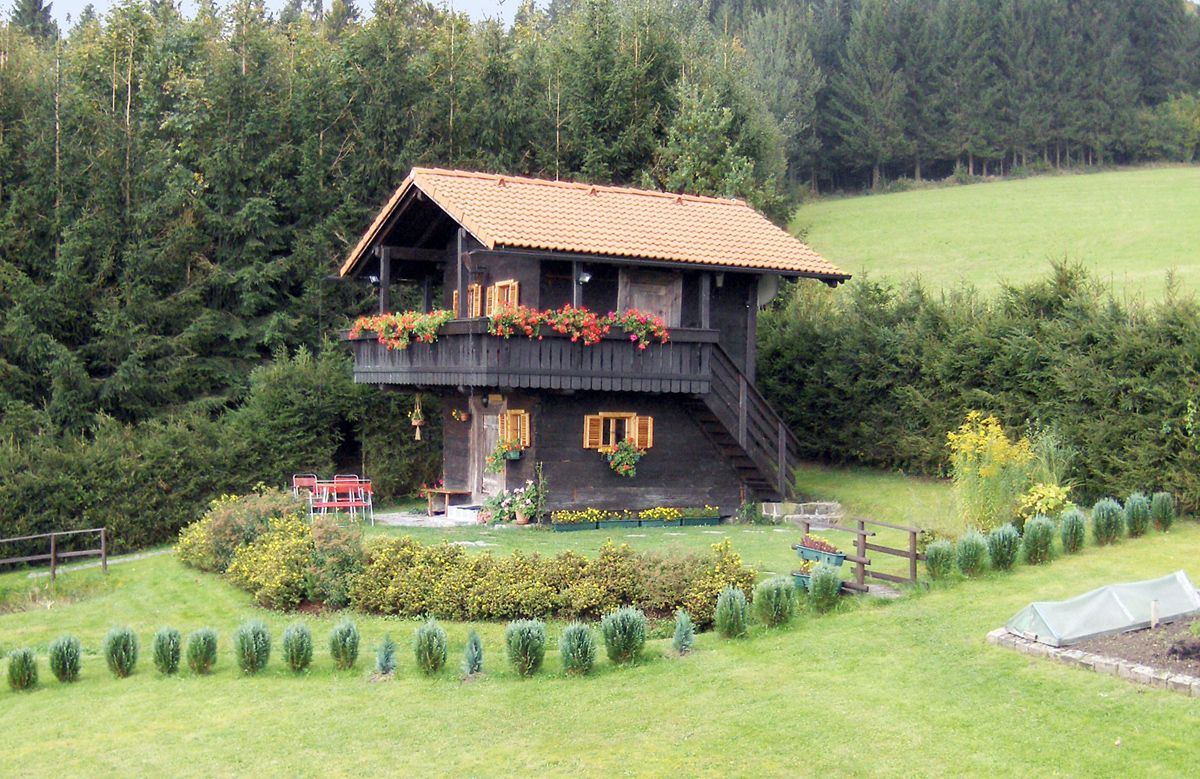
[
  {"left": 409, "top": 398, "right": 425, "bottom": 441},
  {"left": 451, "top": 408, "right": 470, "bottom": 423},
  {"left": 551, "top": 508, "right": 603, "bottom": 532},
  {"left": 794, "top": 534, "right": 846, "bottom": 567},
  {"left": 597, "top": 510, "right": 639, "bottom": 529},
  {"left": 638, "top": 506, "right": 681, "bottom": 527},
  {"left": 791, "top": 558, "right": 815, "bottom": 589},
  {"left": 485, "top": 438, "right": 524, "bottom": 472},
  {"left": 679, "top": 505, "right": 722, "bottom": 526},
  {"left": 599, "top": 437, "right": 645, "bottom": 477}
]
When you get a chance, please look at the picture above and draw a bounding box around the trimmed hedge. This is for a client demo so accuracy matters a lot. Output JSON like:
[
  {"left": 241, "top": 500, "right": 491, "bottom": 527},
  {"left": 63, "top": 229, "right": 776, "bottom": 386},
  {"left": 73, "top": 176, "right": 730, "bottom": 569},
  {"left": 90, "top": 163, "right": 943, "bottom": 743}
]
[
  {"left": 560, "top": 623, "right": 597, "bottom": 675},
  {"left": 413, "top": 620, "right": 447, "bottom": 675},
  {"left": 987, "top": 524, "right": 1021, "bottom": 571},
  {"left": 1060, "top": 508, "right": 1087, "bottom": 554},
  {"left": 1023, "top": 515, "right": 1055, "bottom": 564},
  {"left": 505, "top": 619, "right": 546, "bottom": 677},
  {"left": 7, "top": 648, "right": 38, "bottom": 691},
  {"left": 601, "top": 607, "right": 648, "bottom": 663},
  {"left": 1124, "top": 492, "right": 1152, "bottom": 538},
  {"left": 924, "top": 540, "right": 955, "bottom": 580},
  {"left": 104, "top": 627, "right": 139, "bottom": 678},
  {"left": 1092, "top": 498, "right": 1124, "bottom": 545},
  {"left": 49, "top": 635, "right": 82, "bottom": 683},
  {"left": 1151, "top": 491, "right": 1177, "bottom": 531},
  {"left": 152, "top": 628, "right": 182, "bottom": 675},
  {"left": 955, "top": 530, "right": 988, "bottom": 576},
  {"left": 349, "top": 537, "right": 754, "bottom": 627},
  {"left": 752, "top": 576, "right": 796, "bottom": 627},
  {"left": 282, "top": 624, "right": 313, "bottom": 673}
]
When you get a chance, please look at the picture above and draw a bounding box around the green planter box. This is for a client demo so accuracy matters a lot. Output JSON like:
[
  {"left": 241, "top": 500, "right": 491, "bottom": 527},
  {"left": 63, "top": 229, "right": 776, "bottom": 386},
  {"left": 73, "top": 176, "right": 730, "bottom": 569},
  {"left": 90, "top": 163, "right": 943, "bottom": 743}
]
[
  {"left": 796, "top": 546, "right": 846, "bottom": 567},
  {"left": 638, "top": 519, "right": 680, "bottom": 528},
  {"left": 504, "top": 450, "right": 523, "bottom": 461},
  {"left": 792, "top": 571, "right": 811, "bottom": 590},
  {"left": 552, "top": 522, "right": 598, "bottom": 532},
  {"left": 680, "top": 516, "right": 721, "bottom": 527},
  {"left": 598, "top": 519, "right": 640, "bottom": 530}
]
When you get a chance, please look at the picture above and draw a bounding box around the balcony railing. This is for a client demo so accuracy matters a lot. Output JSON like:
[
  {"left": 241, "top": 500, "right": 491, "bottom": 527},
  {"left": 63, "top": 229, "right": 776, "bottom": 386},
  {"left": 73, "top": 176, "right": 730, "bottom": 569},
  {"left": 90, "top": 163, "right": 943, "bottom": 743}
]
[{"left": 344, "top": 319, "right": 716, "bottom": 394}]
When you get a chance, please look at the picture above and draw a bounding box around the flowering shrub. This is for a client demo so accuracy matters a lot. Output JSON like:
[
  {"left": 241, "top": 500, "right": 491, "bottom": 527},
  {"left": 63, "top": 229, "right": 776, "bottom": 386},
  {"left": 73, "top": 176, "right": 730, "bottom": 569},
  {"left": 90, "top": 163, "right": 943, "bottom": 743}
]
[
  {"left": 799, "top": 534, "right": 841, "bottom": 555},
  {"left": 349, "top": 309, "right": 455, "bottom": 350},
  {"left": 226, "top": 514, "right": 314, "bottom": 609},
  {"left": 176, "top": 489, "right": 305, "bottom": 573},
  {"left": 600, "top": 437, "right": 645, "bottom": 477},
  {"left": 947, "top": 412, "right": 1034, "bottom": 531}
]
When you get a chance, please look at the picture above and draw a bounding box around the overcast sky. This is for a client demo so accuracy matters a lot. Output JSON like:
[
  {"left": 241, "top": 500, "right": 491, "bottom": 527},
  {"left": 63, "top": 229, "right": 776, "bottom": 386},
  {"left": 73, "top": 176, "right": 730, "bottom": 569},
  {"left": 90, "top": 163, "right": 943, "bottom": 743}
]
[{"left": 41, "top": 0, "right": 520, "bottom": 29}]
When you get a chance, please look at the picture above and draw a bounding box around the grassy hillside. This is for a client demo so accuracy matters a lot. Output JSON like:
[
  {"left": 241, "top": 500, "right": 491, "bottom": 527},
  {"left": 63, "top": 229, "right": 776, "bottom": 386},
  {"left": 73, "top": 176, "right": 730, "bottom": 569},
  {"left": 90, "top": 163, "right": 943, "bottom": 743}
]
[{"left": 791, "top": 166, "right": 1200, "bottom": 298}]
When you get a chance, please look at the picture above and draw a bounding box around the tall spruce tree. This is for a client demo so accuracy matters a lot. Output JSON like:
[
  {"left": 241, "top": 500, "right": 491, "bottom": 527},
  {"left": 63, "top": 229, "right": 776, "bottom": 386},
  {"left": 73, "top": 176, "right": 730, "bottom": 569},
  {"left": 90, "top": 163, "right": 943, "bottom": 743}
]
[{"left": 10, "top": 0, "right": 57, "bottom": 41}]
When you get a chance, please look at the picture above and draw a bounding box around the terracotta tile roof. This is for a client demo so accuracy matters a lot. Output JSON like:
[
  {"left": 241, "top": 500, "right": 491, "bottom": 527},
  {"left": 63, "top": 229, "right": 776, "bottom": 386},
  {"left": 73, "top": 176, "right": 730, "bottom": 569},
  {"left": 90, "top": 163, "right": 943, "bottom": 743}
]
[{"left": 340, "top": 168, "right": 849, "bottom": 281}]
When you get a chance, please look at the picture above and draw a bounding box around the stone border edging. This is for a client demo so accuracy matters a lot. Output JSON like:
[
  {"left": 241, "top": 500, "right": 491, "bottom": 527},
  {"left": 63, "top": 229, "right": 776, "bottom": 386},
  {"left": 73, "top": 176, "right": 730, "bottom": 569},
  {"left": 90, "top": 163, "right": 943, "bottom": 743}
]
[{"left": 987, "top": 627, "right": 1200, "bottom": 697}]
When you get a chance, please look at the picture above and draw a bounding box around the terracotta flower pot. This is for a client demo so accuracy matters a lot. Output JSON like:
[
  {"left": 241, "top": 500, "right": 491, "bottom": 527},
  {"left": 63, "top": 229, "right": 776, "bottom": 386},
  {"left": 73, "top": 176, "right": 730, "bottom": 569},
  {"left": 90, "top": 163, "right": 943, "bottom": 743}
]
[{"left": 515, "top": 510, "right": 530, "bottom": 525}]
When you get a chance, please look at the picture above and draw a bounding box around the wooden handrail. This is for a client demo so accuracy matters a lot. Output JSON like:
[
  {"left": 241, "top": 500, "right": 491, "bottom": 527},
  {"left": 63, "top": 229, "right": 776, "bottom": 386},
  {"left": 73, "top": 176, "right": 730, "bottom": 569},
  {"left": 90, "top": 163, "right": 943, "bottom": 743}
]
[{"left": 0, "top": 527, "right": 108, "bottom": 581}]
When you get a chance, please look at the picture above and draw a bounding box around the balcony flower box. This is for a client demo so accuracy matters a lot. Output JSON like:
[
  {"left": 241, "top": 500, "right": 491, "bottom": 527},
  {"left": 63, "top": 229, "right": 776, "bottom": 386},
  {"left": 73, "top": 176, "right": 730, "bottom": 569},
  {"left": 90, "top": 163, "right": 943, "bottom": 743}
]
[{"left": 795, "top": 535, "right": 845, "bottom": 567}]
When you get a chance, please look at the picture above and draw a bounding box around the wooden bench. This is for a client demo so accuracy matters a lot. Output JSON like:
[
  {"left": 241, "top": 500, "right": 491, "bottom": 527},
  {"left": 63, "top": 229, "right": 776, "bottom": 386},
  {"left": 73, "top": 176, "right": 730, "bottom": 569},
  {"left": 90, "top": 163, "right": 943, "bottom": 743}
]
[{"left": 426, "top": 487, "right": 471, "bottom": 517}]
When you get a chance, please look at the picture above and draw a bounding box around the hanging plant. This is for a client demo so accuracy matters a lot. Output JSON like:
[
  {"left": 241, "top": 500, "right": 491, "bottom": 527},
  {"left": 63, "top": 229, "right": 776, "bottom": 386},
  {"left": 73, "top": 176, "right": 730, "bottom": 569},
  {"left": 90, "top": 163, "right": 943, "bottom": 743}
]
[
  {"left": 410, "top": 395, "right": 425, "bottom": 440},
  {"left": 599, "top": 438, "right": 646, "bottom": 478}
]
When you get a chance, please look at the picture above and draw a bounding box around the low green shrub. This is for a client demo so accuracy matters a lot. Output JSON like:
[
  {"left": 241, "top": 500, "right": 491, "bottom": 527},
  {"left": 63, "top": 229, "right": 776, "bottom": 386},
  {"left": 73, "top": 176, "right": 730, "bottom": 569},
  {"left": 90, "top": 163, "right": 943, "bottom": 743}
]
[
  {"left": 752, "top": 576, "right": 796, "bottom": 627},
  {"left": 955, "top": 530, "right": 988, "bottom": 577},
  {"left": 672, "top": 610, "right": 695, "bottom": 654},
  {"left": 48, "top": 635, "right": 81, "bottom": 683},
  {"left": 462, "top": 629, "right": 483, "bottom": 676},
  {"left": 505, "top": 619, "right": 546, "bottom": 677},
  {"left": 414, "top": 620, "right": 447, "bottom": 675},
  {"left": 7, "top": 648, "right": 37, "bottom": 691},
  {"left": 375, "top": 634, "right": 397, "bottom": 675},
  {"left": 282, "top": 624, "right": 313, "bottom": 673},
  {"left": 177, "top": 489, "right": 306, "bottom": 573},
  {"left": 1023, "top": 515, "right": 1055, "bottom": 565},
  {"left": 187, "top": 628, "right": 218, "bottom": 674},
  {"left": 104, "top": 626, "right": 139, "bottom": 678},
  {"left": 559, "top": 622, "right": 597, "bottom": 675},
  {"left": 1151, "top": 491, "right": 1177, "bottom": 531},
  {"left": 152, "top": 628, "right": 181, "bottom": 675},
  {"left": 808, "top": 564, "right": 842, "bottom": 613},
  {"left": 1092, "top": 498, "right": 1123, "bottom": 545},
  {"left": 1124, "top": 492, "right": 1151, "bottom": 538},
  {"left": 601, "top": 606, "right": 648, "bottom": 663},
  {"left": 1060, "top": 508, "right": 1087, "bottom": 554},
  {"left": 987, "top": 524, "right": 1021, "bottom": 571},
  {"left": 714, "top": 586, "right": 749, "bottom": 638},
  {"left": 329, "top": 620, "right": 360, "bottom": 670},
  {"left": 234, "top": 620, "right": 271, "bottom": 675},
  {"left": 924, "top": 540, "right": 955, "bottom": 580}
]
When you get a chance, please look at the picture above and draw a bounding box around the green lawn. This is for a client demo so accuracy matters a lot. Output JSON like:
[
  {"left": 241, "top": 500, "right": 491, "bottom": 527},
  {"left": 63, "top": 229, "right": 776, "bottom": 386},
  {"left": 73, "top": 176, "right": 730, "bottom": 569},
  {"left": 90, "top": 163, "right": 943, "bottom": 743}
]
[
  {"left": 791, "top": 166, "right": 1200, "bottom": 298},
  {"left": 2, "top": 471, "right": 1198, "bottom": 775}
]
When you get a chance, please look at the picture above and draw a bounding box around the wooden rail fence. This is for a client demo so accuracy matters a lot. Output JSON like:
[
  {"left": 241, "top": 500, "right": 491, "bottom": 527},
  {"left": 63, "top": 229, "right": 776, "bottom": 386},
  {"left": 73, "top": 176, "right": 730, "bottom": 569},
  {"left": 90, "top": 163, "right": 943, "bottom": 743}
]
[
  {"left": 798, "top": 517, "right": 926, "bottom": 591},
  {"left": 0, "top": 528, "right": 108, "bottom": 581}
]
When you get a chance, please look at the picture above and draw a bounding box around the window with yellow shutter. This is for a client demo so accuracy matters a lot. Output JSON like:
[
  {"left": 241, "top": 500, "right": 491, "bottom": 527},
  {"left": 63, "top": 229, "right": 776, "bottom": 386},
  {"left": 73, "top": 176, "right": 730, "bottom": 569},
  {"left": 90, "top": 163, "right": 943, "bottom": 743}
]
[
  {"left": 451, "top": 289, "right": 460, "bottom": 318},
  {"left": 500, "top": 409, "right": 531, "bottom": 447},
  {"left": 485, "top": 280, "right": 520, "bottom": 315},
  {"left": 581, "top": 412, "right": 653, "bottom": 449}
]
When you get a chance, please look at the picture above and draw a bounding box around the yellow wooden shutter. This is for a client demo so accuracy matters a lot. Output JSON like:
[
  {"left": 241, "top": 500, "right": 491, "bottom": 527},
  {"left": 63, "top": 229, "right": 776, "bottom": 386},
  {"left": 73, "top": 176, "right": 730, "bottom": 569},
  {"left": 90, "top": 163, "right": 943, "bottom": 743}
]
[
  {"left": 485, "top": 285, "right": 498, "bottom": 316},
  {"left": 451, "top": 289, "right": 460, "bottom": 318},
  {"left": 498, "top": 411, "right": 510, "bottom": 442},
  {"left": 634, "top": 415, "right": 654, "bottom": 449},
  {"left": 468, "top": 284, "right": 483, "bottom": 317},
  {"left": 513, "top": 411, "right": 530, "bottom": 447},
  {"left": 582, "top": 415, "right": 603, "bottom": 449},
  {"left": 505, "top": 280, "right": 520, "bottom": 307}
]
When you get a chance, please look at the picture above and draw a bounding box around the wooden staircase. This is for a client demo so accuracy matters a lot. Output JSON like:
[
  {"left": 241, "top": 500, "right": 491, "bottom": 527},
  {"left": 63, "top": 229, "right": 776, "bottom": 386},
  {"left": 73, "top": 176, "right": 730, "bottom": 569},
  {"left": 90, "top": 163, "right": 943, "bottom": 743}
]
[{"left": 687, "top": 344, "right": 801, "bottom": 502}]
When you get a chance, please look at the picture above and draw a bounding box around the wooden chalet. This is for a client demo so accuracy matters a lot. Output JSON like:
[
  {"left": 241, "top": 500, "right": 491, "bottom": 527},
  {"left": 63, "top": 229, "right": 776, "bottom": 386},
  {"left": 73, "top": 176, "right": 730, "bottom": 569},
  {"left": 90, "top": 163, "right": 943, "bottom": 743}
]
[{"left": 339, "top": 168, "right": 849, "bottom": 515}]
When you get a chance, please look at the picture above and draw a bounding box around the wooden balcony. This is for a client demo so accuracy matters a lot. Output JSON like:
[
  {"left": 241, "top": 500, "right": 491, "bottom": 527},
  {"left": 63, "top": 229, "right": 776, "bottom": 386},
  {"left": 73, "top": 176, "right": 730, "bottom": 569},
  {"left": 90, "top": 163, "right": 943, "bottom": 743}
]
[{"left": 344, "top": 320, "right": 716, "bottom": 394}]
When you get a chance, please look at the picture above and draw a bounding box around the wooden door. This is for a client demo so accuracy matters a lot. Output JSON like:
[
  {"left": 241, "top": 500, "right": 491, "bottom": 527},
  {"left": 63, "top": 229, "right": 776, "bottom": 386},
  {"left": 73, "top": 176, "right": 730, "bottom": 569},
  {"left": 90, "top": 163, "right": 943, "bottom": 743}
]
[
  {"left": 617, "top": 269, "right": 682, "bottom": 326},
  {"left": 475, "top": 411, "right": 503, "bottom": 501}
]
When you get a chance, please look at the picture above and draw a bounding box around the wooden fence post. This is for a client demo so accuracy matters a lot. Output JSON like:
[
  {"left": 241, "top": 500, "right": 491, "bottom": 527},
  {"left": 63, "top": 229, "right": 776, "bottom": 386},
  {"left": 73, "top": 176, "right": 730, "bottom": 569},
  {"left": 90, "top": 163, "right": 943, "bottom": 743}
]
[
  {"left": 100, "top": 528, "right": 108, "bottom": 574},
  {"left": 908, "top": 528, "right": 918, "bottom": 583},
  {"left": 49, "top": 533, "right": 57, "bottom": 581},
  {"left": 856, "top": 519, "right": 866, "bottom": 590}
]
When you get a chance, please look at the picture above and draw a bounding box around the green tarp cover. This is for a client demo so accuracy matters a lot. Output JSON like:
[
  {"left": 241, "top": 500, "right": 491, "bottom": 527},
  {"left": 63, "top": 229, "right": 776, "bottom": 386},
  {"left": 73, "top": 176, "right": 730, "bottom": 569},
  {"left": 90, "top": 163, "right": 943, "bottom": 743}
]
[{"left": 1005, "top": 570, "right": 1200, "bottom": 647}]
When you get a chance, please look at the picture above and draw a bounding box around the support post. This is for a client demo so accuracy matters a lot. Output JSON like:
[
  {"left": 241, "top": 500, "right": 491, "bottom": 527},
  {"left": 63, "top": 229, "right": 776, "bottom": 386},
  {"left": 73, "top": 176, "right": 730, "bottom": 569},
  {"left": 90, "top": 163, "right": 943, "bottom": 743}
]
[
  {"left": 572, "top": 261, "right": 581, "bottom": 308},
  {"left": 699, "top": 272, "right": 711, "bottom": 329},
  {"left": 738, "top": 374, "right": 748, "bottom": 448},
  {"left": 456, "top": 229, "right": 466, "bottom": 320},
  {"left": 101, "top": 528, "right": 107, "bottom": 573},
  {"left": 908, "top": 528, "right": 917, "bottom": 583},
  {"left": 856, "top": 519, "right": 866, "bottom": 590},
  {"left": 777, "top": 421, "right": 787, "bottom": 496},
  {"left": 50, "top": 533, "right": 57, "bottom": 581},
  {"left": 378, "top": 246, "right": 391, "bottom": 314}
]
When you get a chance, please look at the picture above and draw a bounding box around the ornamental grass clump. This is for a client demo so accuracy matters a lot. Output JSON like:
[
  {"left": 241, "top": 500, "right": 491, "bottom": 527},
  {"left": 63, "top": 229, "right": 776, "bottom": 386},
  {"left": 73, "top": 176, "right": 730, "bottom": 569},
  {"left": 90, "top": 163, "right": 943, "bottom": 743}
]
[
  {"left": 462, "top": 630, "right": 483, "bottom": 676},
  {"left": 955, "top": 530, "right": 988, "bottom": 577},
  {"left": 1124, "top": 492, "right": 1151, "bottom": 538},
  {"left": 505, "top": 619, "right": 546, "bottom": 677},
  {"left": 946, "top": 412, "right": 1034, "bottom": 531},
  {"left": 752, "top": 577, "right": 797, "bottom": 627},
  {"left": 1060, "top": 508, "right": 1087, "bottom": 554},
  {"left": 414, "top": 619, "right": 448, "bottom": 675},
  {"left": 924, "top": 540, "right": 955, "bottom": 580},
  {"left": 1023, "top": 515, "right": 1055, "bottom": 564},
  {"left": 1151, "top": 492, "right": 1177, "bottom": 532},
  {"left": 559, "top": 622, "right": 597, "bottom": 675},
  {"left": 808, "top": 564, "right": 842, "bottom": 613},
  {"left": 329, "top": 620, "right": 360, "bottom": 670},
  {"left": 1092, "top": 498, "right": 1123, "bottom": 545},
  {"left": 152, "top": 628, "right": 181, "bottom": 675},
  {"left": 282, "top": 624, "right": 313, "bottom": 673},
  {"left": 672, "top": 610, "right": 695, "bottom": 655},
  {"left": 104, "top": 626, "right": 139, "bottom": 678},
  {"left": 601, "top": 606, "right": 648, "bottom": 663},
  {"left": 187, "top": 628, "right": 218, "bottom": 674},
  {"left": 49, "top": 635, "right": 82, "bottom": 683},
  {"left": 7, "top": 648, "right": 37, "bottom": 691},
  {"left": 987, "top": 524, "right": 1020, "bottom": 571},
  {"left": 234, "top": 620, "right": 271, "bottom": 675},
  {"left": 714, "top": 586, "right": 750, "bottom": 638},
  {"left": 375, "top": 634, "right": 397, "bottom": 676}
]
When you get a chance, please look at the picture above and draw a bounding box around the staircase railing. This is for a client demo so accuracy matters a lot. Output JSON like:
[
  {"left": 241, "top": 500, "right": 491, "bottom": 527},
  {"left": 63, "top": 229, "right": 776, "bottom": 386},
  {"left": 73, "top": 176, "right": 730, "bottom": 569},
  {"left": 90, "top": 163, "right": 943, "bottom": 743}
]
[{"left": 705, "top": 344, "right": 801, "bottom": 498}]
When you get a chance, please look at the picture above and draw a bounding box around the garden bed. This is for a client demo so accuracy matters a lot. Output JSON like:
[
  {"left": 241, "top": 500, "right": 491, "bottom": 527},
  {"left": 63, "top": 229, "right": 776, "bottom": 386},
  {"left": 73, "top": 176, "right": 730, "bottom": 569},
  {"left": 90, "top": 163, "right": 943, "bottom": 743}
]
[{"left": 1074, "top": 616, "right": 1200, "bottom": 677}]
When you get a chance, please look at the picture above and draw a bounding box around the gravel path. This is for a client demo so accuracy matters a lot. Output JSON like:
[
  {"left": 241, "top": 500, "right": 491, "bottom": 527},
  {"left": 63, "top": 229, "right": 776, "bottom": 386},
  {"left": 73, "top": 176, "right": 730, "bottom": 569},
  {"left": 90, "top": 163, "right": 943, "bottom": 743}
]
[{"left": 27, "top": 548, "right": 173, "bottom": 578}]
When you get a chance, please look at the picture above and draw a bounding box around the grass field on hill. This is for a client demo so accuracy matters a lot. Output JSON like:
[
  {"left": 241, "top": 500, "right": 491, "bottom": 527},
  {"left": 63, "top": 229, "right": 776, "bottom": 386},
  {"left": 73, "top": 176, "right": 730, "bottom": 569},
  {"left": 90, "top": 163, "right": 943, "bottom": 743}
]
[
  {"left": 792, "top": 166, "right": 1200, "bottom": 298},
  {"left": 2, "top": 469, "right": 1197, "bottom": 775}
]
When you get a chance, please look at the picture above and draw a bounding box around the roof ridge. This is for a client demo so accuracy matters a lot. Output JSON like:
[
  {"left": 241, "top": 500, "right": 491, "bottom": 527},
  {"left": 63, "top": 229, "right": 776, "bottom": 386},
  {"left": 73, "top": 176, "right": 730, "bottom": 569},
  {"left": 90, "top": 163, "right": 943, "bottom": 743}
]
[{"left": 410, "top": 167, "right": 748, "bottom": 208}]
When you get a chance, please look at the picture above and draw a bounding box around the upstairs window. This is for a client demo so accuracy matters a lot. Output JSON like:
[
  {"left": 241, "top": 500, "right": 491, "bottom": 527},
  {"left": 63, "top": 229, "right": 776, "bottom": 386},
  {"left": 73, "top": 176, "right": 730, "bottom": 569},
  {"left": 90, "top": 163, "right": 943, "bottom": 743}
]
[
  {"left": 486, "top": 280, "right": 520, "bottom": 315},
  {"left": 499, "top": 409, "right": 531, "bottom": 447},
  {"left": 582, "top": 412, "right": 653, "bottom": 450}
]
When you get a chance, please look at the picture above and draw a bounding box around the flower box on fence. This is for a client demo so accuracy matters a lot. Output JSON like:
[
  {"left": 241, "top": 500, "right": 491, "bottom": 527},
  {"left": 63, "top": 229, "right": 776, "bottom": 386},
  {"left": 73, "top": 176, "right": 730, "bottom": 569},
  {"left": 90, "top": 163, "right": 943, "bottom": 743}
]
[
  {"left": 794, "top": 534, "right": 845, "bottom": 567},
  {"left": 792, "top": 571, "right": 812, "bottom": 590},
  {"left": 552, "top": 521, "right": 599, "bottom": 532}
]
